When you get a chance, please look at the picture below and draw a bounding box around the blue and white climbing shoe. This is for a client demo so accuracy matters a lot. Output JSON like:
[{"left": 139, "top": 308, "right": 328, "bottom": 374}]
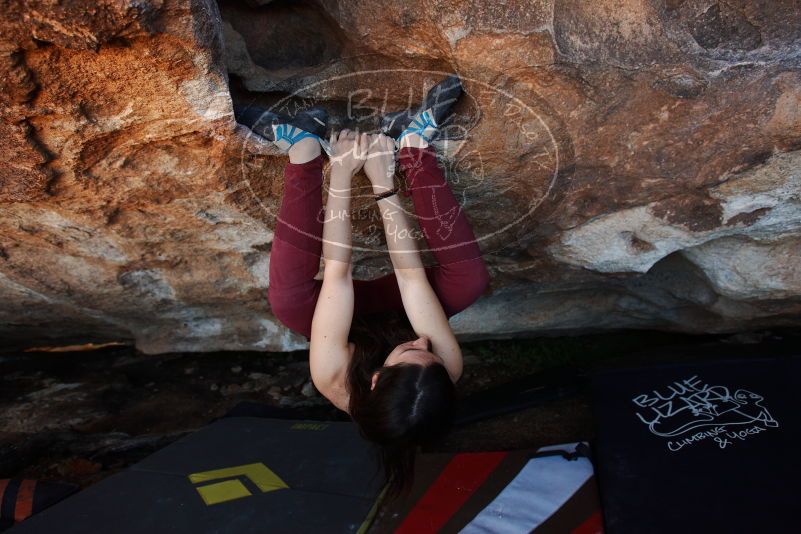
[
  {"left": 381, "top": 75, "right": 463, "bottom": 146},
  {"left": 270, "top": 123, "right": 318, "bottom": 152},
  {"left": 397, "top": 108, "right": 438, "bottom": 146},
  {"left": 234, "top": 104, "right": 329, "bottom": 153}
]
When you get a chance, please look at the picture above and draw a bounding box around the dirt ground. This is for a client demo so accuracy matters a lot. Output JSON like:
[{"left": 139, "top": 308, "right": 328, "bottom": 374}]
[{"left": 2, "top": 329, "right": 799, "bottom": 490}]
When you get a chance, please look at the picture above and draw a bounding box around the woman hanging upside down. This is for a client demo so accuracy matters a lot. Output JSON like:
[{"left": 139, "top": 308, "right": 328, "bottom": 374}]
[{"left": 234, "top": 76, "right": 491, "bottom": 498}]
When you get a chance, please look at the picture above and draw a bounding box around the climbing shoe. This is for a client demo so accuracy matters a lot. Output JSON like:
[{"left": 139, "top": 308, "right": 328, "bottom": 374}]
[
  {"left": 234, "top": 104, "right": 328, "bottom": 152},
  {"left": 380, "top": 75, "right": 463, "bottom": 145}
]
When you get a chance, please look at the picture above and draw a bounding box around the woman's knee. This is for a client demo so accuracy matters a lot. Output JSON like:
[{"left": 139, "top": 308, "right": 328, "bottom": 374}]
[
  {"left": 463, "top": 259, "right": 491, "bottom": 303},
  {"left": 267, "top": 289, "right": 292, "bottom": 325},
  {"left": 267, "top": 286, "right": 316, "bottom": 336},
  {"left": 439, "top": 258, "right": 491, "bottom": 315}
]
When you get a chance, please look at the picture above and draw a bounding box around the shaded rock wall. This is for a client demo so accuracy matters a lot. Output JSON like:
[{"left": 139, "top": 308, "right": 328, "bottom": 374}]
[{"left": 1, "top": 0, "right": 800, "bottom": 353}]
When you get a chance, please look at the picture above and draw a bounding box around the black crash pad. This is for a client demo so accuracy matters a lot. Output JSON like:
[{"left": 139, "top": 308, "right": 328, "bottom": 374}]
[
  {"left": 592, "top": 356, "right": 801, "bottom": 534},
  {"left": 11, "top": 417, "right": 384, "bottom": 534}
]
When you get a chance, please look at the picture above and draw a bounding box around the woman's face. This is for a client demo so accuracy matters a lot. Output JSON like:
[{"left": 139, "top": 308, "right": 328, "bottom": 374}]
[
  {"left": 371, "top": 335, "right": 444, "bottom": 390},
  {"left": 385, "top": 335, "right": 442, "bottom": 366}
]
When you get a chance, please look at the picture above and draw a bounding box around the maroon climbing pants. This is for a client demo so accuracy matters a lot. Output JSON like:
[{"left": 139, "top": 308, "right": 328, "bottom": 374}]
[{"left": 267, "top": 146, "right": 490, "bottom": 340}]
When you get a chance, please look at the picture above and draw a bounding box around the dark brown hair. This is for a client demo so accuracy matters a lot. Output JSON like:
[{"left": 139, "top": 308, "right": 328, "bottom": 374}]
[{"left": 347, "top": 310, "right": 455, "bottom": 500}]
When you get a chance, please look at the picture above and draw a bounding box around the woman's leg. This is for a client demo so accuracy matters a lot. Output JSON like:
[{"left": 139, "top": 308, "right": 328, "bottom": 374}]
[
  {"left": 353, "top": 146, "right": 490, "bottom": 318},
  {"left": 398, "top": 146, "right": 491, "bottom": 315},
  {"left": 267, "top": 141, "right": 325, "bottom": 340}
]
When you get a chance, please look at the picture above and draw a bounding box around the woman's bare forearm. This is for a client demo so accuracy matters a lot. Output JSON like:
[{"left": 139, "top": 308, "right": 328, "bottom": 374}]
[
  {"left": 322, "top": 168, "right": 353, "bottom": 268},
  {"left": 375, "top": 193, "right": 424, "bottom": 276},
  {"left": 365, "top": 134, "right": 425, "bottom": 278}
]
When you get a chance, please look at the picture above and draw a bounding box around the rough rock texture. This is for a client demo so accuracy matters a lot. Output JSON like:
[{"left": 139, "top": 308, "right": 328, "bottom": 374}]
[{"left": 1, "top": 0, "right": 800, "bottom": 353}]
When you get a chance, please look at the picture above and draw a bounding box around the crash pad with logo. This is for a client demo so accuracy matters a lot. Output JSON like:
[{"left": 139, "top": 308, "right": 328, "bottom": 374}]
[
  {"left": 10, "top": 417, "right": 385, "bottom": 534},
  {"left": 592, "top": 356, "right": 801, "bottom": 534}
]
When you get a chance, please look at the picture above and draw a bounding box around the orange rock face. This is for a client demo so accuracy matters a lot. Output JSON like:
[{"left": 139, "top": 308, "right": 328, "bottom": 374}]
[{"left": 1, "top": 0, "right": 800, "bottom": 352}]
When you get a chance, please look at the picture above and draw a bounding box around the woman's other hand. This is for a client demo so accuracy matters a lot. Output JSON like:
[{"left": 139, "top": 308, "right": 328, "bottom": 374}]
[
  {"left": 329, "top": 129, "right": 368, "bottom": 177},
  {"left": 364, "top": 134, "right": 397, "bottom": 193}
]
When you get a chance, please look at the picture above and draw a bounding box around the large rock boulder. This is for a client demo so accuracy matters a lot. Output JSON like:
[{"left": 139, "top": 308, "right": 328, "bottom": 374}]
[{"left": 1, "top": 0, "right": 799, "bottom": 353}]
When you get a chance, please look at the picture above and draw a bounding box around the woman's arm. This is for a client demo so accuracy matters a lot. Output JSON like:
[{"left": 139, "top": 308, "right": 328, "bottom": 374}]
[
  {"left": 365, "top": 135, "right": 424, "bottom": 273},
  {"left": 309, "top": 131, "right": 368, "bottom": 411},
  {"left": 321, "top": 144, "right": 357, "bottom": 268},
  {"left": 365, "top": 135, "right": 463, "bottom": 381},
  {"left": 392, "top": 268, "right": 463, "bottom": 382}
]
